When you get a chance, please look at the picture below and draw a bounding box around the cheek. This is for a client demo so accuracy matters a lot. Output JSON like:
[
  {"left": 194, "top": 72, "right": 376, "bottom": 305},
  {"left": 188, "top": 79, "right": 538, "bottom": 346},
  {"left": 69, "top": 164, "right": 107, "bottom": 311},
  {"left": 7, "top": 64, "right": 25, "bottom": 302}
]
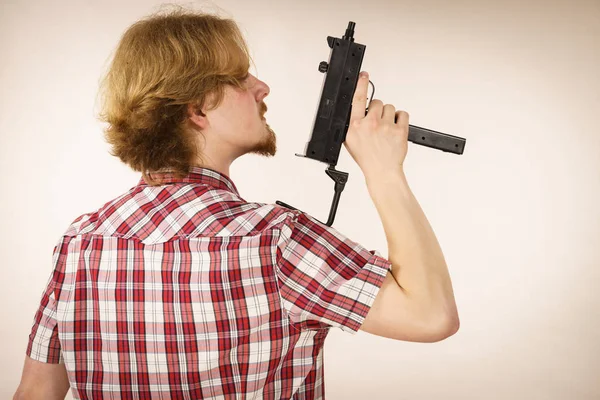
[{"left": 242, "top": 103, "right": 260, "bottom": 131}]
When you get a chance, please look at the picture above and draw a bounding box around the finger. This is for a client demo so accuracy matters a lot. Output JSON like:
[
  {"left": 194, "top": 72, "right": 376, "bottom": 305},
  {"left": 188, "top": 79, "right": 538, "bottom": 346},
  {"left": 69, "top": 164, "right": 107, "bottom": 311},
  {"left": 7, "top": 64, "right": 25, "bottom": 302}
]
[
  {"left": 395, "top": 110, "right": 410, "bottom": 127},
  {"left": 350, "top": 71, "right": 370, "bottom": 125},
  {"left": 382, "top": 104, "right": 396, "bottom": 122},
  {"left": 367, "top": 99, "right": 383, "bottom": 119}
]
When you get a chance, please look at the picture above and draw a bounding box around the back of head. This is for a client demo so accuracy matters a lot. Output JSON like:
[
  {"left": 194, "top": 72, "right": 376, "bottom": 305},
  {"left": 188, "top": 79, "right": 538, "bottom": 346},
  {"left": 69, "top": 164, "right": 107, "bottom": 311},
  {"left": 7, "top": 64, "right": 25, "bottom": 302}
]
[{"left": 97, "top": 5, "right": 254, "bottom": 186}]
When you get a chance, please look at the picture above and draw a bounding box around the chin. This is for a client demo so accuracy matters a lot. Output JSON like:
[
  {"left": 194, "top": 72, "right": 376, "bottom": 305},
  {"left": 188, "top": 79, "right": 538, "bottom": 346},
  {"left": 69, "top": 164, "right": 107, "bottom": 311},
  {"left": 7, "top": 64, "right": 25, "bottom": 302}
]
[{"left": 248, "top": 123, "right": 277, "bottom": 157}]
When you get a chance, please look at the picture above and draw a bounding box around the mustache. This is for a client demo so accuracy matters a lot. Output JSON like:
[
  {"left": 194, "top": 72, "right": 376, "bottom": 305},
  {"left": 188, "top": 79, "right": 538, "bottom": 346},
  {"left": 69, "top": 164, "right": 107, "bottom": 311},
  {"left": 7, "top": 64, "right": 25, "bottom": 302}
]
[{"left": 260, "top": 102, "right": 268, "bottom": 117}]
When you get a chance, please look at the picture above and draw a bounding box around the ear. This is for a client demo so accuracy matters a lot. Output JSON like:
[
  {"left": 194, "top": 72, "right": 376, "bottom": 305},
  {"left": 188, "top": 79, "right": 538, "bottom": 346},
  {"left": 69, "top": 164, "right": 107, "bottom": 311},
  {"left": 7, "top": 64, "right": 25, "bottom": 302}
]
[{"left": 187, "top": 103, "right": 208, "bottom": 130}]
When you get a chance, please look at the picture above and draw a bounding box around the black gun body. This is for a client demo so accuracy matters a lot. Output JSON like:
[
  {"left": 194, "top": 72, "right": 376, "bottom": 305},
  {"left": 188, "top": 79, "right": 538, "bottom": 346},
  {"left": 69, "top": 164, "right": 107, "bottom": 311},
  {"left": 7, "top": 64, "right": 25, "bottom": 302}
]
[
  {"left": 300, "top": 29, "right": 467, "bottom": 163},
  {"left": 279, "top": 21, "right": 467, "bottom": 227},
  {"left": 302, "top": 36, "right": 365, "bottom": 167}
]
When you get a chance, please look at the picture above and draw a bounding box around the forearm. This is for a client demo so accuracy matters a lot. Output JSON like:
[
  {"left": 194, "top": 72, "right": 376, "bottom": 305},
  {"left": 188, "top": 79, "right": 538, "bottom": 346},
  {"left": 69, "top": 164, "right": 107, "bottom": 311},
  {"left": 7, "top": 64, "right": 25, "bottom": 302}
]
[{"left": 365, "top": 168, "right": 458, "bottom": 323}]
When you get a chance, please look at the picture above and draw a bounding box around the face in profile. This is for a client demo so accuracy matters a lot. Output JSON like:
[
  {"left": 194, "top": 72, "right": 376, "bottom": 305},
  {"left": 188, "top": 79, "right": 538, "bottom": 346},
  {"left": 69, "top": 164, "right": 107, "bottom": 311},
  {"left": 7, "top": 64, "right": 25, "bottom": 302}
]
[{"left": 200, "top": 73, "right": 277, "bottom": 160}]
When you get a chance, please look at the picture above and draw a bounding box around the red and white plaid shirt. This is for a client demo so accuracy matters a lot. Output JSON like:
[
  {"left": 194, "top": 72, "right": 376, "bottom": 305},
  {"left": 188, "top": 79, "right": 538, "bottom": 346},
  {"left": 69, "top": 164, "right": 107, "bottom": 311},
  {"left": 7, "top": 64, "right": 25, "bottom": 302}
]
[{"left": 26, "top": 166, "right": 391, "bottom": 399}]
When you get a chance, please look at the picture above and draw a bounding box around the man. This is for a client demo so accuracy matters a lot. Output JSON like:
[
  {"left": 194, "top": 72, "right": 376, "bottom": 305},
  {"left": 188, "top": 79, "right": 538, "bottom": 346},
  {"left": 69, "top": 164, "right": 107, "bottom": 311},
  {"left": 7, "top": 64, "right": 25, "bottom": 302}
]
[{"left": 14, "top": 7, "right": 459, "bottom": 400}]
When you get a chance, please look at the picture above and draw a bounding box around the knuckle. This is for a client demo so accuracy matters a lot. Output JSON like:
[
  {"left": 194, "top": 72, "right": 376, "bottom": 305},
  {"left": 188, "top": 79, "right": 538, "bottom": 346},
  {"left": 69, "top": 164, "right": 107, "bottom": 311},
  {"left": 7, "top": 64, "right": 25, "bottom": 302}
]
[
  {"left": 383, "top": 122, "right": 398, "bottom": 133},
  {"left": 366, "top": 117, "right": 379, "bottom": 129}
]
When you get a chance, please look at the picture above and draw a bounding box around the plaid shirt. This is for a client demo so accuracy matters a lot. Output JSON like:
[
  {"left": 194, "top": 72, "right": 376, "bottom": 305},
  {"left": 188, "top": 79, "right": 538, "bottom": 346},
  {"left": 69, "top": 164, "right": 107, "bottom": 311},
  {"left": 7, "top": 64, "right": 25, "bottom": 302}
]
[{"left": 26, "top": 166, "right": 391, "bottom": 399}]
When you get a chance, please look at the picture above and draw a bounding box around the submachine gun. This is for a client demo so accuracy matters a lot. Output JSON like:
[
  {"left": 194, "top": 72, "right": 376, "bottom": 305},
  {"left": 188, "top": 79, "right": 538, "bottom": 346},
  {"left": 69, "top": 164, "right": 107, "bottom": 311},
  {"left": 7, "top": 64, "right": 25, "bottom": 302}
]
[{"left": 276, "top": 21, "right": 467, "bottom": 227}]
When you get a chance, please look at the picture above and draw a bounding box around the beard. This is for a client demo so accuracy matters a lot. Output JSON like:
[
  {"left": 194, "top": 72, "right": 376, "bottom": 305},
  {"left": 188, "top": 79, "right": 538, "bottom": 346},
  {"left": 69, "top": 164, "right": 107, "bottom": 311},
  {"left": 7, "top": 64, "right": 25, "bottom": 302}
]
[
  {"left": 246, "top": 101, "right": 276, "bottom": 157},
  {"left": 248, "top": 120, "right": 277, "bottom": 157}
]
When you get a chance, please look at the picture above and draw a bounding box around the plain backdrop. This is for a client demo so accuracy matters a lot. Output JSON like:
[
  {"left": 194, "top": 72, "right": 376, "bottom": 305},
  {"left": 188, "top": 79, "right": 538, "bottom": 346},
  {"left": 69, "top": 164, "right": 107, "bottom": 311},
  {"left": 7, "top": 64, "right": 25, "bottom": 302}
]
[{"left": 1, "top": 0, "right": 599, "bottom": 399}]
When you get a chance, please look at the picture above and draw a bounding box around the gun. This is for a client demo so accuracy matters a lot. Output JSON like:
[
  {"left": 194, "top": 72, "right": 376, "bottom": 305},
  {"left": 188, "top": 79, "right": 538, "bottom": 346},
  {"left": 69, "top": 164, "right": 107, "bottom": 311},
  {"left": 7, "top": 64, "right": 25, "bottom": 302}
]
[{"left": 276, "top": 21, "right": 467, "bottom": 227}]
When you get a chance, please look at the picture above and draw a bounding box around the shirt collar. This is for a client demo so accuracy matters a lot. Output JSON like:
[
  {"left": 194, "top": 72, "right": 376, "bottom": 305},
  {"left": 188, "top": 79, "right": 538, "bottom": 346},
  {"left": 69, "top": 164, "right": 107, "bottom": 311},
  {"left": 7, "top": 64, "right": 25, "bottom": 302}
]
[{"left": 137, "top": 166, "right": 240, "bottom": 196}]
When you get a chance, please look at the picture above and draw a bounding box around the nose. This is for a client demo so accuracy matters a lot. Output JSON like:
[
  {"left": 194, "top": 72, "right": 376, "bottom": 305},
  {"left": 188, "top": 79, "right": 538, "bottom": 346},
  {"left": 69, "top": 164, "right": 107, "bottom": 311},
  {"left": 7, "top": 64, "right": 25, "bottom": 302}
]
[{"left": 254, "top": 78, "right": 270, "bottom": 102}]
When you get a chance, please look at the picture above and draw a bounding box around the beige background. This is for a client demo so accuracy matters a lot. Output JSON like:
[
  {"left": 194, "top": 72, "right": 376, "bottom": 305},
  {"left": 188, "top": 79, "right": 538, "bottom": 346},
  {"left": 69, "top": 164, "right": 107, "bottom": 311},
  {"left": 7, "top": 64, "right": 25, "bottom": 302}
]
[{"left": 1, "top": 0, "right": 599, "bottom": 398}]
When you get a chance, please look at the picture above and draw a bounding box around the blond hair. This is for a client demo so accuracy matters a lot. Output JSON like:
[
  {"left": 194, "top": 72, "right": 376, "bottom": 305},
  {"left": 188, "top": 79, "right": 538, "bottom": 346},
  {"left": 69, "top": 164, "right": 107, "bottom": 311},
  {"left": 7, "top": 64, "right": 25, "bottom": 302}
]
[{"left": 97, "top": 5, "right": 254, "bottom": 185}]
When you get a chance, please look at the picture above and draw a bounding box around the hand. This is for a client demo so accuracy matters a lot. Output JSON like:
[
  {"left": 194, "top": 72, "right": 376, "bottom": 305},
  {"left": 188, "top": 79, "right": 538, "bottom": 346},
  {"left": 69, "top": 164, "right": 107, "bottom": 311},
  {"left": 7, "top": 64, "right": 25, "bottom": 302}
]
[{"left": 344, "top": 71, "right": 409, "bottom": 179}]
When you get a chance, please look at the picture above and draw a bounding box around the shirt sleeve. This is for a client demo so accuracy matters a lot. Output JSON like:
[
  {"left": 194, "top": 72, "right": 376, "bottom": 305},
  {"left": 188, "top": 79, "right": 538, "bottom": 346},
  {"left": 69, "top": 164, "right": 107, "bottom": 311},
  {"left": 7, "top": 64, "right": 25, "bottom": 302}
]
[
  {"left": 26, "top": 239, "right": 67, "bottom": 364},
  {"left": 275, "top": 210, "right": 392, "bottom": 333}
]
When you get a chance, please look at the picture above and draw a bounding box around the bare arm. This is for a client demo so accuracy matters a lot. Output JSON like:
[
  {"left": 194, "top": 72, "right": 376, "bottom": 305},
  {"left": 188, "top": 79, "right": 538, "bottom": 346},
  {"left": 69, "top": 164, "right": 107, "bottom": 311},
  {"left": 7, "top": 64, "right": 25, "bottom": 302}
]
[
  {"left": 13, "top": 356, "right": 70, "bottom": 400},
  {"left": 336, "top": 69, "right": 459, "bottom": 341},
  {"left": 360, "top": 168, "right": 459, "bottom": 341}
]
